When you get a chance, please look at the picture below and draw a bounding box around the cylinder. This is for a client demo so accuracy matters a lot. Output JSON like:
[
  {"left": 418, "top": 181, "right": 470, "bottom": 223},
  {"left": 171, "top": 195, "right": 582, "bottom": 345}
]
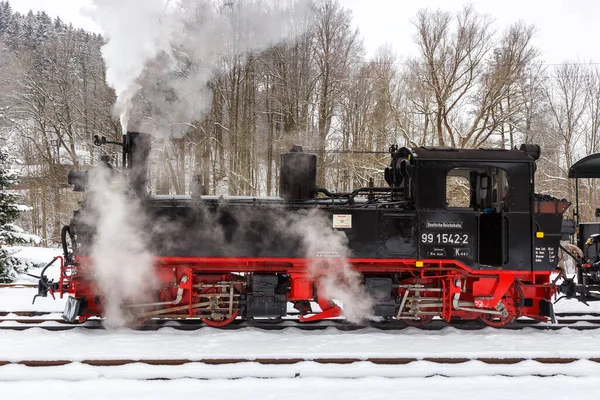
[{"left": 279, "top": 147, "right": 317, "bottom": 201}]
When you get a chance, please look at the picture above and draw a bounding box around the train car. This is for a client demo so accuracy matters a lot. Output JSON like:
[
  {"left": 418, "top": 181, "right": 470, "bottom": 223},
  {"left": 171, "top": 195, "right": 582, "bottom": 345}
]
[{"left": 33, "top": 133, "right": 573, "bottom": 327}]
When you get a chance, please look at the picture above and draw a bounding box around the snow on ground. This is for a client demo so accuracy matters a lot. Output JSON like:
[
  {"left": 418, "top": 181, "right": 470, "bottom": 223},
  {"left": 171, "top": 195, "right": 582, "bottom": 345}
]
[
  {"left": 0, "top": 376, "right": 598, "bottom": 400},
  {"left": 554, "top": 298, "right": 600, "bottom": 313},
  {"left": 0, "top": 246, "right": 67, "bottom": 311},
  {"left": 8, "top": 245, "right": 61, "bottom": 266},
  {"left": 3, "top": 247, "right": 600, "bottom": 398},
  {"left": 1, "top": 245, "right": 65, "bottom": 311},
  {"left": 0, "top": 287, "right": 66, "bottom": 312}
]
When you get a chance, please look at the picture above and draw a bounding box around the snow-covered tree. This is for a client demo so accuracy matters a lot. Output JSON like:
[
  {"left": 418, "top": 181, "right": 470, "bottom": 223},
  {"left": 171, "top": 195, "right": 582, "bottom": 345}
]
[{"left": 0, "top": 146, "right": 39, "bottom": 282}]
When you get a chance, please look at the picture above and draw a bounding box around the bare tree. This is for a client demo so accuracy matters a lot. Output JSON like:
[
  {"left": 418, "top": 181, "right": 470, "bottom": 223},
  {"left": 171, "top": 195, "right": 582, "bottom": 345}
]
[
  {"left": 412, "top": 5, "right": 494, "bottom": 147},
  {"left": 410, "top": 6, "right": 537, "bottom": 149},
  {"left": 312, "top": 0, "right": 362, "bottom": 185},
  {"left": 543, "top": 63, "right": 588, "bottom": 201}
]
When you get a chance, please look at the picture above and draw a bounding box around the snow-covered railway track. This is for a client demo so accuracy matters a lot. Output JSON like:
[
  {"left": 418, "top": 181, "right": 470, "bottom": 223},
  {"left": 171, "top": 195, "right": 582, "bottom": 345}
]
[
  {"left": 2, "top": 323, "right": 600, "bottom": 380},
  {"left": 0, "top": 311, "right": 54, "bottom": 317},
  {"left": 0, "top": 356, "right": 597, "bottom": 367},
  {"left": 4, "top": 304, "right": 600, "bottom": 331},
  {"left": 0, "top": 283, "right": 39, "bottom": 288},
  {"left": 1, "top": 358, "right": 600, "bottom": 381}
]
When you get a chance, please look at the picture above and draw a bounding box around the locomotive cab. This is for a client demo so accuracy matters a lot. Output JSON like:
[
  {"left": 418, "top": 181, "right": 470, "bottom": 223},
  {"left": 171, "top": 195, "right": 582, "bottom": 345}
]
[{"left": 390, "top": 146, "right": 544, "bottom": 272}]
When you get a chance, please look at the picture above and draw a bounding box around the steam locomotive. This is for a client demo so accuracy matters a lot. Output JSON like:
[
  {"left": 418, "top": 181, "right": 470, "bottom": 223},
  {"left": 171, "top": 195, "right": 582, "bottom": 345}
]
[{"left": 32, "top": 132, "right": 600, "bottom": 327}]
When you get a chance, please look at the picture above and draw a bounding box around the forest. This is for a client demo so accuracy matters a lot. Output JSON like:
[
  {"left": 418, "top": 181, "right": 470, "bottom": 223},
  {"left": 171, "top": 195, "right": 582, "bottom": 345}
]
[{"left": 0, "top": 0, "right": 599, "bottom": 247}]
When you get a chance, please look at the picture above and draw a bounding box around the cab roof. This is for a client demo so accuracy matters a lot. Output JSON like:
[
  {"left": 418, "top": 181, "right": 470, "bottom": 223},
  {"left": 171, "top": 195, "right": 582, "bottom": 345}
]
[
  {"left": 404, "top": 146, "right": 536, "bottom": 162},
  {"left": 569, "top": 152, "right": 600, "bottom": 178}
]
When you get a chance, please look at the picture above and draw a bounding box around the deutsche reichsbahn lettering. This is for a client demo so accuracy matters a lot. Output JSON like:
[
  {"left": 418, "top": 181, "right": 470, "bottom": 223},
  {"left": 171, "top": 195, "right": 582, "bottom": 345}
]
[{"left": 425, "top": 221, "right": 463, "bottom": 229}]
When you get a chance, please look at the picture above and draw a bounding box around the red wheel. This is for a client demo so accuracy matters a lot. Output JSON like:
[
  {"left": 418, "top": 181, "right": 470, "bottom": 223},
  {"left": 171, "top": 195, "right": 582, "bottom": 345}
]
[
  {"left": 203, "top": 309, "right": 239, "bottom": 327},
  {"left": 478, "top": 285, "right": 522, "bottom": 327},
  {"left": 199, "top": 286, "right": 239, "bottom": 327},
  {"left": 478, "top": 308, "right": 515, "bottom": 327},
  {"left": 403, "top": 315, "right": 434, "bottom": 327}
]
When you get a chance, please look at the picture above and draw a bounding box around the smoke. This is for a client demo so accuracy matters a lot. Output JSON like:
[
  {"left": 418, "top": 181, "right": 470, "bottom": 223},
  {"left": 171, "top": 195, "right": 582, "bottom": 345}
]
[
  {"left": 85, "top": 165, "right": 157, "bottom": 328},
  {"left": 288, "top": 209, "right": 375, "bottom": 323},
  {"left": 85, "top": 0, "right": 169, "bottom": 131},
  {"left": 86, "top": 0, "right": 312, "bottom": 136}
]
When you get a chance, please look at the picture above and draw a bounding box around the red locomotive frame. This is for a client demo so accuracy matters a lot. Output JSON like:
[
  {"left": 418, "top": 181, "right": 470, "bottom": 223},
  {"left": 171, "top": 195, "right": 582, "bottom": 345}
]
[{"left": 49, "top": 255, "right": 554, "bottom": 327}]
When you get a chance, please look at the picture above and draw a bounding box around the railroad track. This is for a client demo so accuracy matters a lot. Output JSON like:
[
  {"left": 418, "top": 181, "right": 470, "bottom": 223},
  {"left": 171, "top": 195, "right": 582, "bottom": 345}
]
[
  {"left": 0, "top": 283, "right": 38, "bottom": 288},
  {"left": 0, "top": 311, "right": 58, "bottom": 317},
  {"left": 1, "top": 357, "right": 600, "bottom": 381},
  {"left": 0, "top": 356, "right": 596, "bottom": 367},
  {"left": 2, "top": 312, "right": 600, "bottom": 331}
]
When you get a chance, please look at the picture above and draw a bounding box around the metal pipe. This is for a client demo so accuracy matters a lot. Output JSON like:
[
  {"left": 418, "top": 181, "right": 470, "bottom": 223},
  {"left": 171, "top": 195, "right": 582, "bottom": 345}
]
[
  {"left": 415, "top": 303, "right": 444, "bottom": 308},
  {"left": 397, "top": 285, "right": 443, "bottom": 292},
  {"left": 138, "top": 302, "right": 210, "bottom": 317},
  {"left": 408, "top": 297, "right": 443, "bottom": 302},
  {"left": 171, "top": 275, "right": 188, "bottom": 304},
  {"left": 127, "top": 301, "right": 175, "bottom": 308},
  {"left": 193, "top": 282, "right": 241, "bottom": 288},
  {"left": 575, "top": 177, "right": 580, "bottom": 224},
  {"left": 452, "top": 293, "right": 505, "bottom": 316},
  {"left": 128, "top": 274, "right": 189, "bottom": 308},
  {"left": 414, "top": 301, "right": 477, "bottom": 309},
  {"left": 395, "top": 289, "right": 410, "bottom": 319},
  {"left": 228, "top": 285, "right": 234, "bottom": 317}
]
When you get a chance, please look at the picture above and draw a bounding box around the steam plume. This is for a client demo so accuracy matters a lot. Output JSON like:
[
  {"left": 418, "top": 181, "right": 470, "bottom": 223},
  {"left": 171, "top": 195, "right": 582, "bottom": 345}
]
[
  {"left": 289, "top": 210, "right": 374, "bottom": 323},
  {"left": 87, "top": 0, "right": 311, "bottom": 136},
  {"left": 85, "top": 165, "right": 157, "bottom": 328}
]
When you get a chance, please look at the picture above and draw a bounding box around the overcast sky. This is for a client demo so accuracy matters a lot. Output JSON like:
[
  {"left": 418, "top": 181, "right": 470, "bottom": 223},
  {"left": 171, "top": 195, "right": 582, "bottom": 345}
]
[{"left": 10, "top": 0, "right": 600, "bottom": 64}]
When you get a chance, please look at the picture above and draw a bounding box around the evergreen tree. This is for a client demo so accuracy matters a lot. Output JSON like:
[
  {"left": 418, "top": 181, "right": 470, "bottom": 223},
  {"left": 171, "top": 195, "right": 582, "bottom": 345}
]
[
  {"left": 0, "top": 147, "right": 39, "bottom": 282},
  {"left": 0, "top": 1, "right": 12, "bottom": 36}
]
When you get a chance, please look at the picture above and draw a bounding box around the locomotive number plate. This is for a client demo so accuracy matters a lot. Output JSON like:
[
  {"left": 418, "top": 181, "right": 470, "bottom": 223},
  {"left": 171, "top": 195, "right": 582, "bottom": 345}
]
[{"left": 421, "top": 232, "right": 469, "bottom": 245}]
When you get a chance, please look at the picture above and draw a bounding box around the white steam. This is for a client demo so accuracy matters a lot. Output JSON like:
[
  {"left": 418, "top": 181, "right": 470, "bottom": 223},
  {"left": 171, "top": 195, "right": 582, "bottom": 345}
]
[
  {"left": 86, "top": 166, "right": 157, "bottom": 328},
  {"left": 87, "top": 0, "right": 170, "bottom": 131},
  {"left": 291, "top": 210, "right": 374, "bottom": 323},
  {"left": 87, "top": 0, "right": 311, "bottom": 135}
]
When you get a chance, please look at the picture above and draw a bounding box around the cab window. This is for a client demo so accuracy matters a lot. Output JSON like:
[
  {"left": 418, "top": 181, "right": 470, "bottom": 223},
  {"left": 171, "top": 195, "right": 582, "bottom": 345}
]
[{"left": 446, "top": 168, "right": 509, "bottom": 212}]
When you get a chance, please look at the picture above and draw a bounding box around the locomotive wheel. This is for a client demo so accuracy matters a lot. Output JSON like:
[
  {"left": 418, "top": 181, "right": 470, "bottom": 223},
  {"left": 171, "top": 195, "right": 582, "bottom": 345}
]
[
  {"left": 478, "top": 307, "right": 515, "bottom": 327},
  {"left": 403, "top": 315, "right": 434, "bottom": 327},
  {"left": 199, "top": 286, "right": 239, "bottom": 327},
  {"left": 478, "top": 285, "right": 522, "bottom": 327}
]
